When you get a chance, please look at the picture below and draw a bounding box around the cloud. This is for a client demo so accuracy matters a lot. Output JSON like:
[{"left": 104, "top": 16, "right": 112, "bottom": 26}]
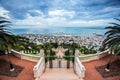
[
  {"left": 49, "top": 10, "right": 75, "bottom": 18},
  {"left": 106, "top": 0, "right": 120, "bottom": 6},
  {"left": 0, "top": 7, "right": 10, "bottom": 18},
  {"left": 69, "top": 19, "right": 114, "bottom": 27},
  {"left": 13, "top": 17, "right": 45, "bottom": 28},
  {"left": 12, "top": 13, "right": 114, "bottom": 28},
  {"left": 0, "top": 0, "right": 49, "bottom": 19},
  {"left": 29, "top": 10, "right": 44, "bottom": 15},
  {"left": 28, "top": 10, "right": 44, "bottom": 17},
  {"left": 0, "top": 0, "right": 120, "bottom": 29}
]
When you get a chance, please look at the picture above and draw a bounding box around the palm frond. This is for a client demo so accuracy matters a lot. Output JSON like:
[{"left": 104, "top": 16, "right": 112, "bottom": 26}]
[
  {"left": 109, "top": 23, "right": 120, "bottom": 27},
  {"left": 102, "top": 18, "right": 120, "bottom": 56},
  {"left": 114, "top": 18, "right": 120, "bottom": 21}
]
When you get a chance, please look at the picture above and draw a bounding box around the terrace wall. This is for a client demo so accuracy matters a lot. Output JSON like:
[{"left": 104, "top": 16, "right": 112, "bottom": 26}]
[
  {"left": 79, "top": 50, "right": 109, "bottom": 62},
  {"left": 11, "top": 49, "right": 40, "bottom": 62},
  {"left": 11, "top": 49, "right": 109, "bottom": 63}
]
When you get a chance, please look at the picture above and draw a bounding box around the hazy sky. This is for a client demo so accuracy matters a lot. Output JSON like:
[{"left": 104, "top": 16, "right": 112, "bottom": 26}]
[{"left": 0, "top": 0, "right": 120, "bottom": 28}]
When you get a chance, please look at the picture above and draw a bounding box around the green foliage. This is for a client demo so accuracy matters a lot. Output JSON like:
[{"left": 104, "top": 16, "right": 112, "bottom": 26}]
[
  {"left": 84, "top": 49, "right": 96, "bottom": 54},
  {"left": 98, "top": 46, "right": 105, "bottom": 52},
  {"left": 44, "top": 48, "right": 56, "bottom": 63},
  {"left": 79, "top": 46, "right": 97, "bottom": 54},
  {"left": 70, "top": 42, "right": 78, "bottom": 49},
  {"left": 43, "top": 43, "right": 51, "bottom": 50},
  {"left": 0, "top": 44, "right": 7, "bottom": 51},
  {"left": 60, "top": 43, "right": 70, "bottom": 48},
  {"left": 43, "top": 42, "right": 56, "bottom": 62},
  {"left": 79, "top": 46, "right": 86, "bottom": 54},
  {"left": 23, "top": 50, "right": 39, "bottom": 55},
  {"left": 61, "top": 42, "right": 78, "bottom": 49},
  {"left": 51, "top": 42, "right": 58, "bottom": 48},
  {"left": 102, "top": 18, "right": 120, "bottom": 56},
  {"left": 35, "top": 44, "right": 42, "bottom": 50},
  {"left": 0, "top": 16, "right": 17, "bottom": 53},
  {"left": 64, "top": 49, "right": 74, "bottom": 62},
  {"left": 19, "top": 45, "right": 25, "bottom": 50}
]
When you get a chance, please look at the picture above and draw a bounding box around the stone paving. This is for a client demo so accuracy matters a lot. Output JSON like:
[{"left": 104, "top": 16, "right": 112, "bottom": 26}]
[
  {"left": 40, "top": 68, "right": 80, "bottom": 80},
  {"left": 0, "top": 54, "right": 36, "bottom": 80},
  {"left": 83, "top": 56, "right": 120, "bottom": 80}
]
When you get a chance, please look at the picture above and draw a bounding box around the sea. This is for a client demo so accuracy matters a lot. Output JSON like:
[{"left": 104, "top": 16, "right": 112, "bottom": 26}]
[{"left": 10, "top": 27, "right": 107, "bottom": 36}]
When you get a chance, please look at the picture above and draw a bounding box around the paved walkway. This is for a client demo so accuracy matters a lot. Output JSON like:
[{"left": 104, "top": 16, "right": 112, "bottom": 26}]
[
  {"left": 0, "top": 54, "right": 36, "bottom": 80},
  {"left": 83, "top": 56, "right": 120, "bottom": 80},
  {"left": 40, "top": 68, "right": 80, "bottom": 80}
]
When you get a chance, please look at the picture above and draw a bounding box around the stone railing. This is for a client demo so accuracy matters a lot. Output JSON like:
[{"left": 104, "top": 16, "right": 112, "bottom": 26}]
[
  {"left": 74, "top": 50, "right": 85, "bottom": 79},
  {"left": 11, "top": 49, "right": 21, "bottom": 58},
  {"left": 33, "top": 50, "right": 45, "bottom": 80},
  {"left": 79, "top": 50, "right": 109, "bottom": 62},
  {"left": 97, "top": 50, "right": 109, "bottom": 59},
  {"left": 11, "top": 49, "right": 41, "bottom": 62},
  {"left": 74, "top": 49, "right": 109, "bottom": 79}
]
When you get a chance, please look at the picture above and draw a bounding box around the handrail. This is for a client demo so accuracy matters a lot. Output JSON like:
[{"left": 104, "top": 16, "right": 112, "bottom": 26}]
[
  {"left": 11, "top": 49, "right": 21, "bottom": 54},
  {"left": 33, "top": 50, "right": 45, "bottom": 79},
  {"left": 74, "top": 49, "right": 109, "bottom": 79},
  {"left": 79, "top": 50, "right": 109, "bottom": 57},
  {"left": 74, "top": 56, "right": 85, "bottom": 79},
  {"left": 33, "top": 57, "right": 45, "bottom": 78},
  {"left": 74, "top": 49, "right": 85, "bottom": 79},
  {"left": 79, "top": 50, "right": 109, "bottom": 62},
  {"left": 11, "top": 49, "right": 40, "bottom": 62}
]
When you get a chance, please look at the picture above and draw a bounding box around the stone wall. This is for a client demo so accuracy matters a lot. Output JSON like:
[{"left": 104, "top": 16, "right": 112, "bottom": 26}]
[
  {"left": 79, "top": 50, "right": 109, "bottom": 62},
  {"left": 11, "top": 49, "right": 41, "bottom": 62}
]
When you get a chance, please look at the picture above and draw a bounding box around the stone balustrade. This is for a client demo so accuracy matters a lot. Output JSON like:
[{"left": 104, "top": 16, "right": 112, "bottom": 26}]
[
  {"left": 79, "top": 50, "right": 109, "bottom": 62},
  {"left": 11, "top": 49, "right": 46, "bottom": 80},
  {"left": 33, "top": 50, "right": 45, "bottom": 80},
  {"left": 11, "top": 49, "right": 40, "bottom": 62},
  {"left": 74, "top": 49, "right": 109, "bottom": 79},
  {"left": 74, "top": 50, "right": 85, "bottom": 79}
]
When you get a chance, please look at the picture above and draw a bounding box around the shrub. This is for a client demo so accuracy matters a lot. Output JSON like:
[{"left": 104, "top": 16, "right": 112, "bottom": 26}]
[{"left": 19, "top": 45, "right": 25, "bottom": 50}]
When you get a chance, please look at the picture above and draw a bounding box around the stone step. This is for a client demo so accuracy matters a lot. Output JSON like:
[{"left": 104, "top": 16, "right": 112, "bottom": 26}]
[{"left": 39, "top": 68, "right": 80, "bottom": 80}]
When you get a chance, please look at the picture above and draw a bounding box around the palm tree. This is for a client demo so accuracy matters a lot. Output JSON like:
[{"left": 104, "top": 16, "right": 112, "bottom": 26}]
[
  {"left": 49, "top": 48, "right": 53, "bottom": 68},
  {"left": 43, "top": 43, "right": 51, "bottom": 50},
  {"left": 102, "top": 18, "right": 120, "bottom": 56},
  {"left": 70, "top": 42, "right": 78, "bottom": 63},
  {"left": 0, "top": 16, "right": 16, "bottom": 52},
  {"left": 0, "top": 16, "right": 16, "bottom": 71},
  {"left": 43, "top": 43, "right": 52, "bottom": 68},
  {"left": 102, "top": 18, "right": 120, "bottom": 71},
  {"left": 66, "top": 49, "right": 70, "bottom": 69}
]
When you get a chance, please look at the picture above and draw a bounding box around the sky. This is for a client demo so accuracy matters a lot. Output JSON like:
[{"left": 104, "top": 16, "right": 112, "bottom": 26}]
[{"left": 0, "top": 0, "right": 120, "bottom": 29}]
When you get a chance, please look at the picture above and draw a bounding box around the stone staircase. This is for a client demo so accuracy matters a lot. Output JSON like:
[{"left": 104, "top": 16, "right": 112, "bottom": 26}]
[{"left": 39, "top": 68, "right": 80, "bottom": 80}]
